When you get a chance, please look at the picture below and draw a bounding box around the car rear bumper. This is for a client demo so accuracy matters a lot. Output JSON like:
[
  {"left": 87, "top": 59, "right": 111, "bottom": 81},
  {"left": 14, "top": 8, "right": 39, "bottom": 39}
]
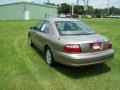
[{"left": 53, "top": 49, "right": 114, "bottom": 67}]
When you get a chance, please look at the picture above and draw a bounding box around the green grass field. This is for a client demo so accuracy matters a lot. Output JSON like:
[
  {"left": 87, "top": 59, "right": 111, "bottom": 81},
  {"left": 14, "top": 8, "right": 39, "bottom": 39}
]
[{"left": 0, "top": 19, "right": 120, "bottom": 90}]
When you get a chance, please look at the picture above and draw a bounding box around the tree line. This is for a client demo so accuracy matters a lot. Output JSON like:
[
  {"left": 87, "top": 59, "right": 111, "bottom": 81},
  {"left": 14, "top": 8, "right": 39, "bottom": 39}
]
[{"left": 44, "top": 3, "right": 120, "bottom": 18}]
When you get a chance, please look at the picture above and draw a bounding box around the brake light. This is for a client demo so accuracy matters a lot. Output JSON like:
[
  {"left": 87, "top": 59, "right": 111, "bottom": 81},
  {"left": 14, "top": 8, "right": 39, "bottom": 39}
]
[
  {"left": 109, "top": 42, "right": 112, "bottom": 49},
  {"left": 64, "top": 44, "right": 81, "bottom": 53}
]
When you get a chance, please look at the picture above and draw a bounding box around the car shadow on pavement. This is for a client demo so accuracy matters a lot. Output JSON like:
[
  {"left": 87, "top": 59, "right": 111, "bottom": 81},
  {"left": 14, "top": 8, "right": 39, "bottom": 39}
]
[
  {"left": 54, "top": 63, "right": 111, "bottom": 79},
  {"left": 32, "top": 46, "right": 111, "bottom": 79}
]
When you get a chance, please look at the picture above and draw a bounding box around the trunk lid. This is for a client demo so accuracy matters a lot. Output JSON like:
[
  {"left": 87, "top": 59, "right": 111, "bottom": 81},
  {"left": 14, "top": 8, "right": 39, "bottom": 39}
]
[{"left": 60, "top": 34, "right": 110, "bottom": 53}]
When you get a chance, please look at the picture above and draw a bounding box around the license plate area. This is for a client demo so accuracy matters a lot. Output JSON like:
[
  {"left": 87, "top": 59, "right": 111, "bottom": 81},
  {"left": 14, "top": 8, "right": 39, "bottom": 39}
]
[{"left": 90, "top": 42, "right": 104, "bottom": 51}]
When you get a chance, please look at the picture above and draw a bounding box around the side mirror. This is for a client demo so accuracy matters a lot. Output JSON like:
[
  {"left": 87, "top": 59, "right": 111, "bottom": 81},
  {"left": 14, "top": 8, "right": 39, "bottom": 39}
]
[
  {"left": 30, "top": 26, "right": 33, "bottom": 29},
  {"left": 33, "top": 27, "right": 38, "bottom": 30},
  {"left": 30, "top": 26, "right": 38, "bottom": 30}
]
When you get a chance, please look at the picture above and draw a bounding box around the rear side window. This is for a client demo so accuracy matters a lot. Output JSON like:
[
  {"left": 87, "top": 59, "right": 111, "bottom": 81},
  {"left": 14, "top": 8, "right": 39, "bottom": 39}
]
[
  {"left": 40, "top": 21, "right": 50, "bottom": 33},
  {"left": 36, "top": 21, "right": 44, "bottom": 29}
]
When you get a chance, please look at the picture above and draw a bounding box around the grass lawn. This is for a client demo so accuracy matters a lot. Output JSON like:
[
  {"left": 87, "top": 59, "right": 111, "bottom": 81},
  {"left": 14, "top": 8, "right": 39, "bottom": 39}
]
[{"left": 0, "top": 18, "right": 120, "bottom": 90}]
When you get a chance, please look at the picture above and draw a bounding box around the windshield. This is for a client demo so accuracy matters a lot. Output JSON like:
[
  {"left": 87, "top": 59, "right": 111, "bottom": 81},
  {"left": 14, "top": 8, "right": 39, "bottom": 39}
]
[{"left": 55, "top": 21, "right": 96, "bottom": 35}]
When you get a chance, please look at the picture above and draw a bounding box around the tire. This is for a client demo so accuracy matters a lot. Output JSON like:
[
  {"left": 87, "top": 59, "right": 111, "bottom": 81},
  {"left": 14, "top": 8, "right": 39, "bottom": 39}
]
[
  {"left": 45, "top": 47, "right": 56, "bottom": 66},
  {"left": 28, "top": 35, "right": 34, "bottom": 47}
]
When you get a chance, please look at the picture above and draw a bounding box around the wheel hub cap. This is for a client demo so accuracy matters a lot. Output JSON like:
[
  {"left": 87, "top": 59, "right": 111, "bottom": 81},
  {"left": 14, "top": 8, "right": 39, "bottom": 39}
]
[{"left": 46, "top": 50, "right": 52, "bottom": 64}]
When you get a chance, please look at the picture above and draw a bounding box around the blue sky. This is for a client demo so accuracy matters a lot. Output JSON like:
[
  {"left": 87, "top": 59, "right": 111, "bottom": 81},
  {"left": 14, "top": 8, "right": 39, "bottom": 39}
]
[{"left": 0, "top": 0, "right": 120, "bottom": 8}]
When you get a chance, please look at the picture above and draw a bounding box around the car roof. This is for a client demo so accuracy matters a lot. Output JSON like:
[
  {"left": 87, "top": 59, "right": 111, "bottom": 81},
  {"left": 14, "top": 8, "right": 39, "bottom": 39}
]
[{"left": 45, "top": 18, "right": 80, "bottom": 22}]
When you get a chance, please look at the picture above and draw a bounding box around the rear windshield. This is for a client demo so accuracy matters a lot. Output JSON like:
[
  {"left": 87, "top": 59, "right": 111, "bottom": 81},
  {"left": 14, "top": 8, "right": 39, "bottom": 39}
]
[{"left": 55, "top": 21, "right": 96, "bottom": 35}]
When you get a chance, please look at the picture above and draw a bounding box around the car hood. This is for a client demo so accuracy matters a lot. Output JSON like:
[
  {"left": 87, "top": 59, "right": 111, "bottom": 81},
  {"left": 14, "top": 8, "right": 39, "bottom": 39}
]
[{"left": 60, "top": 34, "right": 109, "bottom": 44}]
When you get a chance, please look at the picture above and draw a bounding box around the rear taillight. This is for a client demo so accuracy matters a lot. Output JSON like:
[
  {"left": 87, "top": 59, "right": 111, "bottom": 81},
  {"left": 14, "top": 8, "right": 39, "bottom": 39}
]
[
  {"left": 109, "top": 42, "right": 112, "bottom": 49},
  {"left": 64, "top": 44, "right": 81, "bottom": 53}
]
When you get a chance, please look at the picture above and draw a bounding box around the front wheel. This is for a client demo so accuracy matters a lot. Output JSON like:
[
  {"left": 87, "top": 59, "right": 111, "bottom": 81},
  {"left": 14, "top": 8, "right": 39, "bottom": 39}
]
[{"left": 45, "top": 48, "right": 56, "bottom": 66}]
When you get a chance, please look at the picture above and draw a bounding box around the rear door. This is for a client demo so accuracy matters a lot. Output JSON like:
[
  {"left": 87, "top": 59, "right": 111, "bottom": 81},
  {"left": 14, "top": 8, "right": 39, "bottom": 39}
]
[
  {"left": 34, "top": 21, "right": 50, "bottom": 51},
  {"left": 30, "top": 21, "right": 44, "bottom": 47}
]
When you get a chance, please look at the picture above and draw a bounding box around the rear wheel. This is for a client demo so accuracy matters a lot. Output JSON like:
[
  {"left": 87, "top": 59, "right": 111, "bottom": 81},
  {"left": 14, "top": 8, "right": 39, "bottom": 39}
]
[
  {"left": 45, "top": 47, "right": 56, "bottom": 66},
  {"left": 28, "top": 35, "right": 34, "bottom": 47}
]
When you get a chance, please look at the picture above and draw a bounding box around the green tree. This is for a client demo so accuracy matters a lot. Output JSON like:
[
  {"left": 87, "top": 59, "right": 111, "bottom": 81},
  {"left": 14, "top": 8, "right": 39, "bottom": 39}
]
[
  {"left": 74, "top": 5, "right": 84, "bottom": 15},
  {"left": 58, "top": 3, "right": 71, "bottom": 14},
  {"left": 109, "top": 6, "right": 120, "bottom": 15},
  {"left": 93, "top": 9, "right": 101, "bottom": 18},
  {"left": 87, "top": 6, "right": 94, "bottom": 15},
  {"left": 101, "top": 8, "right": 108, "bottom": 17}
]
